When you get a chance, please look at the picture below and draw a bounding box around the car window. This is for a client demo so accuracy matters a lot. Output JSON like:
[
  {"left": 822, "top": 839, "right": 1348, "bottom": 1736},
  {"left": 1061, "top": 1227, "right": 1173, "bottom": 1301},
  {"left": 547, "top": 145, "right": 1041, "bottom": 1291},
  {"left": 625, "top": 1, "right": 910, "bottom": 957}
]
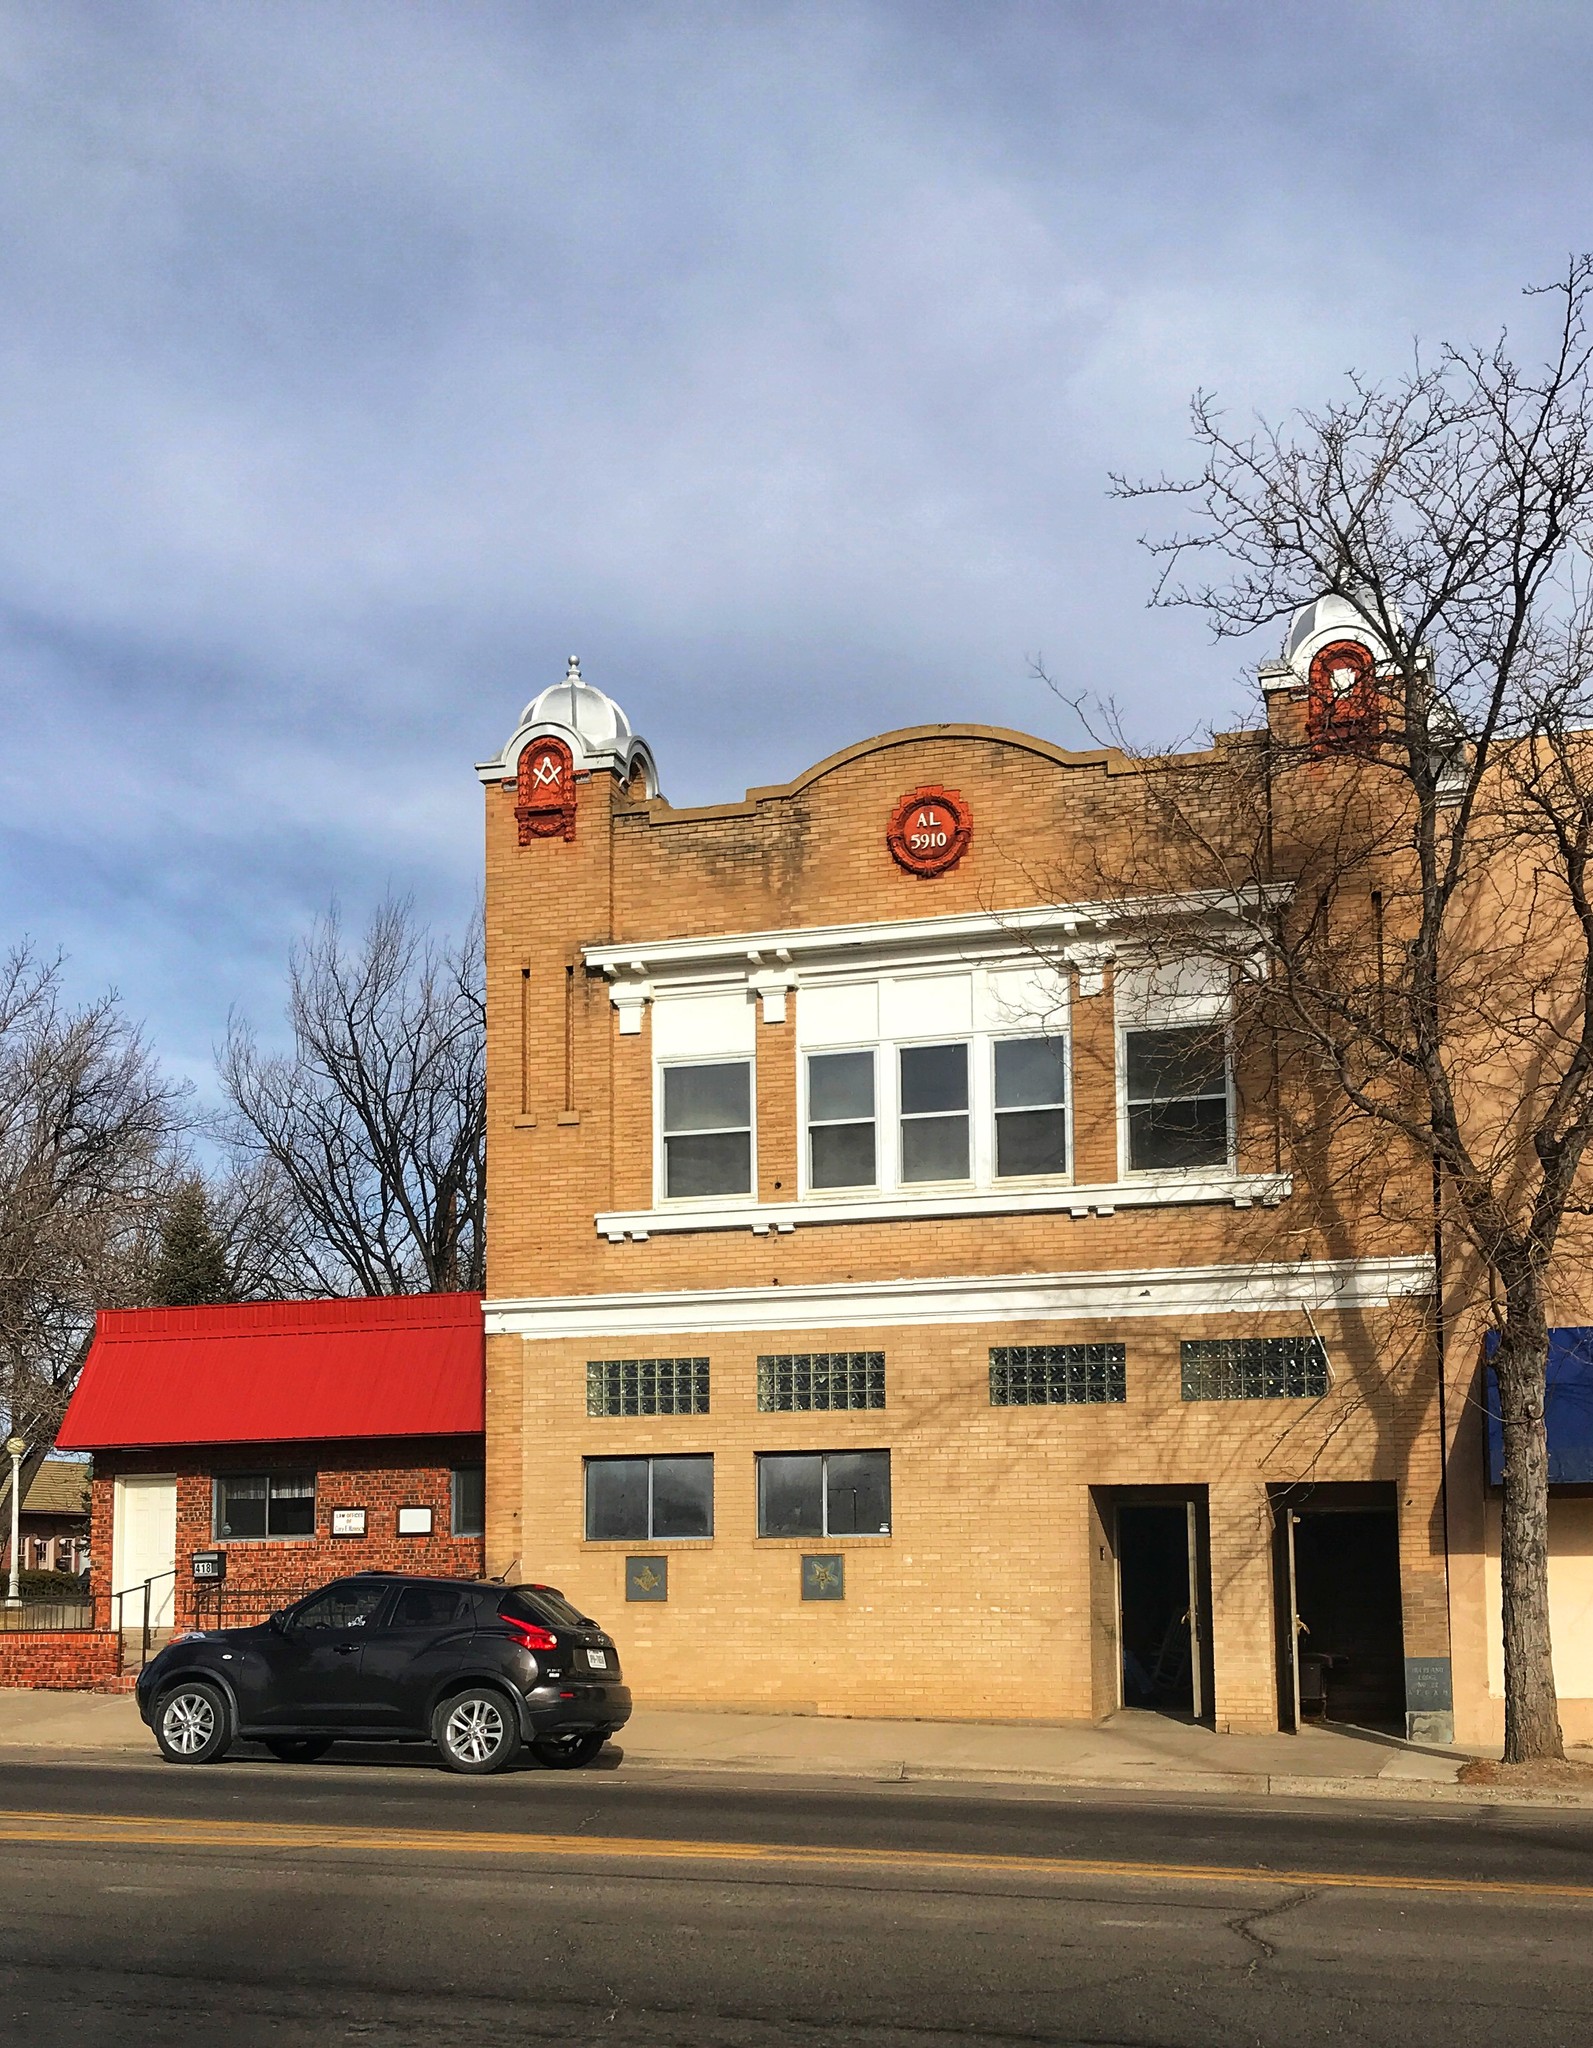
[
  {"left": 292, "top": 1583, "right": 391, "bottom": 1632},
  {"left": 501, "top": 1586, "right": 593, "bottom": 1630},
  {"left": 389, "top": 1584, "right": 470, "bottom": 1628}
]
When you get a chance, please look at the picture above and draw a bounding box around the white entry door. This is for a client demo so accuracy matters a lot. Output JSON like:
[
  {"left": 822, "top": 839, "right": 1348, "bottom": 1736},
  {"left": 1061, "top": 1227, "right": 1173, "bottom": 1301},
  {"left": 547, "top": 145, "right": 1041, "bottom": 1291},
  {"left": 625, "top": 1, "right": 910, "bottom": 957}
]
[{"left": 112, "top": 1476, "right": 177, "bottom": 1629}]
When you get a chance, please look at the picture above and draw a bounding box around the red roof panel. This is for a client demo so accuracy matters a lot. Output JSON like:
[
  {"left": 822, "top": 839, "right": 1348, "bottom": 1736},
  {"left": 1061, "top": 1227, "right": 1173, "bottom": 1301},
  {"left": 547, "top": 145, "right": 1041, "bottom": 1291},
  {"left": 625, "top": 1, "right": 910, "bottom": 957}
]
[{"left": 57, "top": 1293, "right": 484, "bottom": 1451}]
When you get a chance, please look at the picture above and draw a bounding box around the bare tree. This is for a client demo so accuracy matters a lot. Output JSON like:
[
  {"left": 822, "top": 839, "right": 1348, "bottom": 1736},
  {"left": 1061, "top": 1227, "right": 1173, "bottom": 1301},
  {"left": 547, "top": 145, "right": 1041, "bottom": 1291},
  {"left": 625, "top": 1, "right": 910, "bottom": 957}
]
[
  {"left": 1070, "top": 259, "right": 1593, "bottom": 1762},
  {"left": 218, "top": 898, "right": 485, "bottom": 1297},
  {"left": 0, "top": 941, "right": 185, "bottom": 1512}
]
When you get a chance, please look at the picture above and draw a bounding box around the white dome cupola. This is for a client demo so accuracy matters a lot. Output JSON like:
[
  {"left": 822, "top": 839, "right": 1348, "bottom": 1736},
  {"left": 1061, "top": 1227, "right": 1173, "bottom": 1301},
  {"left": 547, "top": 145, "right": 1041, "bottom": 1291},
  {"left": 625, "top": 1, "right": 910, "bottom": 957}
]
[
  {"left": 476, "top": 655, "right": 658, "bottom": 794},
  {"left": 1282, "top": 592, "right": 1386, "bottom": 684}
]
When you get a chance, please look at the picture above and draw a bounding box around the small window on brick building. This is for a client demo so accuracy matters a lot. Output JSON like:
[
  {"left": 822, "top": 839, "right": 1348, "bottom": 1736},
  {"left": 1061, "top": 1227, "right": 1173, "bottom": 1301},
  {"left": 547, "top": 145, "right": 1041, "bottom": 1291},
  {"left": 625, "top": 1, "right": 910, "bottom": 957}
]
[
  {"left": 1180, "top": 1337, "right": 1329, "bottom": 1401},
  {"left": 585, "top": 1455, "right": 713, "bottom": 1540},
  {"left": 587, "top": 1357, "right": 710, "bottom": 1416},
  {"left": 1124, "top": 1026, "right": 1230, "bottom": 1170},
  {"left": 662, "top": 1061, "right": 752, "bottom": 1198},
  {"left": 807, "top": 1050, "right": 877, "bottom": 1189},
  {"left": 451, "top": 1465, "right": 485, "bottom": 1536},
  {"left": 989, "top": 1344, "right": 1126, "bottom": 1405},
  {"left": 994, "top": 1036, "right": 1069, "bottom": 1177},
  {"left": 214, "top": 1471, "right": 316, "bottom": 1539},
  {"left": 758, "top": 1352, "right": 884, "bottom": 1411},
  {"left": 756, "top": 1451, "right": 891, "bottom": 1537},
  {"left": 899, "top": 1042, "right": 970, "bottom": 1182}
]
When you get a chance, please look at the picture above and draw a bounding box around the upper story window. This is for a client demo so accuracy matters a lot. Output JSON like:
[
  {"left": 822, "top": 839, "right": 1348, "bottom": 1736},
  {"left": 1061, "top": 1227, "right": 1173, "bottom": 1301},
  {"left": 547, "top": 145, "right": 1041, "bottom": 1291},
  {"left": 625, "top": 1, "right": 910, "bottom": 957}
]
[
  {"left": 994, "top": 1036, "right": 1068, "bottom": 1177},
  {"left": 899, "top": 1041, "right": 969, "bottom": 1181},
  {"left": 661, "top": 1060, "right": 752, "bottom": 1199},
  {"left": 793, "top": 968, "right": 1072, "bottom": 1200},
  {"left": 1124, "top": 1027, "right": 1229, "bottom": 1170},
  {"left": 807, "top": 1050, "right": 876, "bottom": 1189},
  {"left": 1116, "top": 956, "right": 1233, "bottom": 1175}
]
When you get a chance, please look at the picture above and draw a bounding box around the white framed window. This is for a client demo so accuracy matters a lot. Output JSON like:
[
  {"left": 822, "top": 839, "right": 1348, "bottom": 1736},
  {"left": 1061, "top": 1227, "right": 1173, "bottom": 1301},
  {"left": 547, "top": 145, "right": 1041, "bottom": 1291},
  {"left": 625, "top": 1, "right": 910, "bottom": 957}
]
[
  {"left": 899, "top": 1041, "right": 970, "bottom": 1182},
  {"left": 1123, "top": 1026, "right": 1231, "bottom": 1170},
  {"left": 659, "top": 1058, "right": 754, "bottom": 1200},
  {"left": 806, "top": 1049, "right": 877, "bottom": 1189},
  {"left": 993, "top": 1035, "right": 1069, "bottom": 1178},
  {"left": 796, "top": 967, "right": 1072, "bottom": 1200},
  {"left": 1115, "top": 956, "right": 1233, "bottom": 1174}
]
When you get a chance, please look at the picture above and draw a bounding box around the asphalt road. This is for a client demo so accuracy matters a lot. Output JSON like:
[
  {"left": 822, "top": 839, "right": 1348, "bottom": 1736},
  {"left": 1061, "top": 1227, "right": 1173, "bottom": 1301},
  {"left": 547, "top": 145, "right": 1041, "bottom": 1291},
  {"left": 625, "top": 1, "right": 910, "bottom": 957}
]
[{"left": 3, "top": 1747, "right": 1593, "bottom": 2047}]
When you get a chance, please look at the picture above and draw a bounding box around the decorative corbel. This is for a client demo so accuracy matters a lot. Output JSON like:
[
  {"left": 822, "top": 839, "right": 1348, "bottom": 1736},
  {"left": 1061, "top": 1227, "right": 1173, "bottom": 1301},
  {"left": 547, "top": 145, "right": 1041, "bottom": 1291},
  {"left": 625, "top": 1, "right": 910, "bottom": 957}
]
[
  {"left": 746, "top": 947, "right": 796, "bottom": 1025},
  {"left": 604, "top": 961, "right": 653, "bottom": 1035},
  {"left": 1067, "top": 940, "right": 1116, "bottom": 998}
]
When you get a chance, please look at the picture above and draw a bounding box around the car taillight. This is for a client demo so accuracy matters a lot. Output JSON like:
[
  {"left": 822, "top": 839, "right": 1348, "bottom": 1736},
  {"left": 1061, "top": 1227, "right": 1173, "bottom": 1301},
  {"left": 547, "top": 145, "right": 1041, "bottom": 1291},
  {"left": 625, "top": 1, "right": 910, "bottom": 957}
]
[{"left": 503, "top": 1616, "right": 557, "bottom": 1652}]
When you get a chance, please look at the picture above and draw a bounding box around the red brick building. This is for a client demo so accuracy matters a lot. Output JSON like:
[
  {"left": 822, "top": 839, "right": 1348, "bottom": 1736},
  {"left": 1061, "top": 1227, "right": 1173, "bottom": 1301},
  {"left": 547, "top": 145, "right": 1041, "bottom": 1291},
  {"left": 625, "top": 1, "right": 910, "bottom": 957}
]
[{"left": 55, "top": 1293, "right": 485, "bottom": 1638}]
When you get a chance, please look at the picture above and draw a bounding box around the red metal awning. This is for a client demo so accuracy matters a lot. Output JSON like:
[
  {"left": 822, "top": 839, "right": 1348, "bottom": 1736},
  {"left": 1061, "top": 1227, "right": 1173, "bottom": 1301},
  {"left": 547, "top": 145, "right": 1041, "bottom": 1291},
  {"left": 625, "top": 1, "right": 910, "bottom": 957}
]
[{"left": 56, "top": 1294, "right": 484, "bottom": 1452}]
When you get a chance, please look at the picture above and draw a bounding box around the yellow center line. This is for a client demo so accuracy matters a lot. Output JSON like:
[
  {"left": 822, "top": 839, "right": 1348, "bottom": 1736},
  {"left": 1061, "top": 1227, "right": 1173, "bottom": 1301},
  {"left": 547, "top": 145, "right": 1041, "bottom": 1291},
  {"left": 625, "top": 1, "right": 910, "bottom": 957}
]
[{"left": 0, "top": 1809, "right": 1588, "bottom": 1902}]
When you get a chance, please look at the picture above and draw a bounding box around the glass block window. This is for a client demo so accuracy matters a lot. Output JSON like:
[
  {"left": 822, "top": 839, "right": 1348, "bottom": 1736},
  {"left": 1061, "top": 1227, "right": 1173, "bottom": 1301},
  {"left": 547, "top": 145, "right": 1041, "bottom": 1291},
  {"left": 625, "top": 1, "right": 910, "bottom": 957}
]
[
  {"left": 587, "top": 1356, "right": 710, "bottom": 1417},
  {"left": 758, "top": 1352, "right": 885, "bottom": 1412},
  {"left": 1180, "top": 1337, "right": 1329, "bottom": 1401},
  {"left": 989, "top": 1344, "right": 1126, "bottom": 1406}
]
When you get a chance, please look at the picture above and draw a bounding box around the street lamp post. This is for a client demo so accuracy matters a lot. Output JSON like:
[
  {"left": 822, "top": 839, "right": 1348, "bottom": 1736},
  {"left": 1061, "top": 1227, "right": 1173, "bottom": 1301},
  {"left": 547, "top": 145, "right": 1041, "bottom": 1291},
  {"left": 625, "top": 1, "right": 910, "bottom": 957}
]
[{"left": 4, "top": 1436, "right": 24, "bottom": 1609}]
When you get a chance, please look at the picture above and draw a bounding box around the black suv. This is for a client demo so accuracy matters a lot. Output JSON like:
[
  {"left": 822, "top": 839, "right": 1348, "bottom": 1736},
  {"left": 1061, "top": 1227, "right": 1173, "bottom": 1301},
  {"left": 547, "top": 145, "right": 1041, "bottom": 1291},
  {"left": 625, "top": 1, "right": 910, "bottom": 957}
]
[{"left": 135, "top": 1573, "right": 631, "bottom": 1774}]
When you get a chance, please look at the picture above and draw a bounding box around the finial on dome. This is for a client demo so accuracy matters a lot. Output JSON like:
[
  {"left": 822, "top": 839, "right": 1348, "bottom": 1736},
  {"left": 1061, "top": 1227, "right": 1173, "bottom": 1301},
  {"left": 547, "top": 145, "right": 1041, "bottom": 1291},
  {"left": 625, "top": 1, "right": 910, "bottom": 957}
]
[{"left": 476, "top": 651, "right": 661, "bottom": 798}]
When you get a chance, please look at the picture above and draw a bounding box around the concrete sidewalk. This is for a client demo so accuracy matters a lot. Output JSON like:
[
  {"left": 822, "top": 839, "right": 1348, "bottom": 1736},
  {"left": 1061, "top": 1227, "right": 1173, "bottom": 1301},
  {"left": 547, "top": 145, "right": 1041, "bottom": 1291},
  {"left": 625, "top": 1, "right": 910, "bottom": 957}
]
[{"left": 2, "top": 1688, "right": 1579, "bottom": 1806}]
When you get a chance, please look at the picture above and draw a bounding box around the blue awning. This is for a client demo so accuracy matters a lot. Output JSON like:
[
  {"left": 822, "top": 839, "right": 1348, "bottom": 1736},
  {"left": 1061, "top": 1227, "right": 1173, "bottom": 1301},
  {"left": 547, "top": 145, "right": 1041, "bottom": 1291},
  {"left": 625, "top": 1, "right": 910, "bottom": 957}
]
[{"left": 1485, "top": 1328, "right": 1593, "bottom": 1485}]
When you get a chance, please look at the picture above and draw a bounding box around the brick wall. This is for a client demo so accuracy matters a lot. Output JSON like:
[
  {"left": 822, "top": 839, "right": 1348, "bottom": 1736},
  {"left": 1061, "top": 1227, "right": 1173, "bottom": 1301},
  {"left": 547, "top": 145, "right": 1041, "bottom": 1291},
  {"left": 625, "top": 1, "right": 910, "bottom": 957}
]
[
  {"left": 89, "top": 1435, "right": 485, "bottom": 1627},
  {"left": 0, "top": 1629, "right": 120, "bottom": 1691}
]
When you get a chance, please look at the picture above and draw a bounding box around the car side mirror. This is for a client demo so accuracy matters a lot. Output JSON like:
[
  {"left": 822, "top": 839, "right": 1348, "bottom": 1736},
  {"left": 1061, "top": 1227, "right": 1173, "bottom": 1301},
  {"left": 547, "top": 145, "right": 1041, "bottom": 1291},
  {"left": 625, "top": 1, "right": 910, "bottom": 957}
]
[{"left": 269, "top": 1609, "right": 290, "bottom": 1633}]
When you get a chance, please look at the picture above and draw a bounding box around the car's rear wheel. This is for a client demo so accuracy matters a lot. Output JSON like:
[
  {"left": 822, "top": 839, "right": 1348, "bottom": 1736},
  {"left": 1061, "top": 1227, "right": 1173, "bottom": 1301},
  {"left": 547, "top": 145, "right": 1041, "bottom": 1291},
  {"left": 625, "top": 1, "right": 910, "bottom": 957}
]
[
  {"left": 433, "top": 1687, "right": 522, "bottom": 1774},
  {"left": 153, "top": 1680, "right": 233, "bottom": 1766},
  {"left": 530, "top": 1731, "right": 608, "bottom": 1769},
  {"left": 263, "top": 1736, "right": 333, "bottom": 1763}
]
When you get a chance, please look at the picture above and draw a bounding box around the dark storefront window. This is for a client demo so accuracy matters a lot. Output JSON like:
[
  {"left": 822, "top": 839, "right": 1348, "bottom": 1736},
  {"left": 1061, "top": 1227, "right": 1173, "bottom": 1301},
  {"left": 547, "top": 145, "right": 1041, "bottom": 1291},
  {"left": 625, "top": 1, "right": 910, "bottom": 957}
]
[
  {"left": 756, "top": 1451, "right": 891, "bottom": 1537},
  {"left": 214, "top": 1471, "right": 316, "bottom": 1540},
  {"left": 585, "top": 1455, "right": 714, "bottom": 1540},
  {"left": 451, "top": 1466, "right": 485, "bottom": 1537}
]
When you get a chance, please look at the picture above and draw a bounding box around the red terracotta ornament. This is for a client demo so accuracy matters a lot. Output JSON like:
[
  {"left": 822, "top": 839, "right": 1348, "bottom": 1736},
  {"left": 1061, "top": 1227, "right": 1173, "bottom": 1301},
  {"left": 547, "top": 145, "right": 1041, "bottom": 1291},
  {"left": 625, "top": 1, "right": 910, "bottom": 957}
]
[
  {"left": 887, "top": 785, "right": 972, "bottom": 877},
  {"left": 515, "top": 736, "right": 577, "bottom": 844},
  {"left": 1306, "top": 639, "right": 1380, "bottom": 757}
]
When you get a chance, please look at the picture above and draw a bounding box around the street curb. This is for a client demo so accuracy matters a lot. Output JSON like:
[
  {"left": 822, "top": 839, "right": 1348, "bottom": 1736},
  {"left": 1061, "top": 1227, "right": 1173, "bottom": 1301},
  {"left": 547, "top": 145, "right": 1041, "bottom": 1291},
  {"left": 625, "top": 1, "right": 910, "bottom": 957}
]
[
  {"left": 614, "top": 1748, "right": 1593, "bottom": 1811},
  {"left": 4, "top": 1737, "right": 1592, "bottom": 1812}
]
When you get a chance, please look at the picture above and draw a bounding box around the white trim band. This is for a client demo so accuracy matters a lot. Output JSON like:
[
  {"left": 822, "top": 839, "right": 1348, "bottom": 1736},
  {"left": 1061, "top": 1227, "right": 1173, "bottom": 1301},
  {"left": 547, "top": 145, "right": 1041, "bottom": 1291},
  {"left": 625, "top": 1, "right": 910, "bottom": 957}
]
[
  {"left": 485, "top": 1255, "right": 1434, "bottom": 1341},
  {"left": 595, "top": 1172, "right": 1291, "bottom": 1240}
]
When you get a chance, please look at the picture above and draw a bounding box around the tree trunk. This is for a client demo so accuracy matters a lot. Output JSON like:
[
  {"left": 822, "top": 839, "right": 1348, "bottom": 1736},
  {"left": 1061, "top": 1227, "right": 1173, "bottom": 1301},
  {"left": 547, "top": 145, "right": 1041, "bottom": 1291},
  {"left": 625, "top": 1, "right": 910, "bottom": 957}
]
[{"left": 1496, "top": 1329, "right": 1565, "bottom": 1763}]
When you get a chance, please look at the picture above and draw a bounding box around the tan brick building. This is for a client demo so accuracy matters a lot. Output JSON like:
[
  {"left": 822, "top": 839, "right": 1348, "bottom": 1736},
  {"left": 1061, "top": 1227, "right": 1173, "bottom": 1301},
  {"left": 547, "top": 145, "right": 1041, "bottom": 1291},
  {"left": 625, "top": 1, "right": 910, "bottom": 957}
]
[{"left": 476, "top": 630, "right": 1472, "bottom": 1743}]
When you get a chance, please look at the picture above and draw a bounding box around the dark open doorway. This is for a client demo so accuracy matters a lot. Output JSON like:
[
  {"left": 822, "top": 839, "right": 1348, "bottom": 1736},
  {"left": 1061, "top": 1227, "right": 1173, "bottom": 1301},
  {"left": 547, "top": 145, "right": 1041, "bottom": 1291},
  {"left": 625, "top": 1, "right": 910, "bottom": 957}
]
[
  {"left": 1273, "top": 1483, "right": 1405, "bottom": 1730},
  {"left": 1114, "top": 1491, "right": 1213, "bottom": 1720}
]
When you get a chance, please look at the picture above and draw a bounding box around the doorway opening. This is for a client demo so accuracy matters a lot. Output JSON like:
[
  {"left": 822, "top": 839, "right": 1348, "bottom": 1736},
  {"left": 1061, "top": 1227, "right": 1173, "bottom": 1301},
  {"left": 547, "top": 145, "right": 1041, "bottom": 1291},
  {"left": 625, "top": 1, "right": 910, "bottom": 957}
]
[
  {"left": 1272, "top": 1482, "right": 1405, "bottom": 1731},
  {"left": 1111, "top": 1488, "right": 1213, "bottom": 1720}
]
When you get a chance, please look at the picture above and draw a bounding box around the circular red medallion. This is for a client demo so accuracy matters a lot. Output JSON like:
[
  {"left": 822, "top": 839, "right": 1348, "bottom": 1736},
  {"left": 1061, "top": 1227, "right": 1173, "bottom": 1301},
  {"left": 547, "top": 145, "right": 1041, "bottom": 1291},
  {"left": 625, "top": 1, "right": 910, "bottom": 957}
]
[{"left": 886, "top": 785, "right": 972, "bottom": 877}]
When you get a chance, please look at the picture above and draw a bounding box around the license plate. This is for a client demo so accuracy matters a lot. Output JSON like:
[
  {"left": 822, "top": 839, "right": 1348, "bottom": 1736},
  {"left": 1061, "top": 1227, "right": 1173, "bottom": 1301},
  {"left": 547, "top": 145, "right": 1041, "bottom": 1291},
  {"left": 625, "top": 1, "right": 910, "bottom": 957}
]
[{"left": 584, "top": 1649, "right": 609, "bottom": 1671}]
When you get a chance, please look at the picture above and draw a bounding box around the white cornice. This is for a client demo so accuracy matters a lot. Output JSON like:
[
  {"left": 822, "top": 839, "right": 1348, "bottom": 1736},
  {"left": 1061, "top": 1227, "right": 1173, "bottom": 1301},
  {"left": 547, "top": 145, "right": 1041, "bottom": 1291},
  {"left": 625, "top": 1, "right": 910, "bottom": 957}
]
[
  {"left": 594, "top": 1172, "right": 1291, "bottom": 1241},
  {"left": 583, "top": 889, "right": 1285, "bottom": 988},
  {"left": 484, "top": 1255, "right": 1434, "bottom": 1340}
]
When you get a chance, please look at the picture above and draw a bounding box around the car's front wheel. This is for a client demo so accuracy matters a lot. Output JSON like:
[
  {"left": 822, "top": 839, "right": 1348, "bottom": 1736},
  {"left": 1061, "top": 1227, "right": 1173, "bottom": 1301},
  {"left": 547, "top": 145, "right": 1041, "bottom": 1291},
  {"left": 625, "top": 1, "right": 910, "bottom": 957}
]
[
  {"left": 153, "top": 1680, "right": 233, "bottom": 1766},
  {"left": 263, "top": 1736, "right": 333, "bottom": 1764},
  {"left": 433, "top": 1688, "right": 522, "bottom": 1774},
  {"left": 530, "top": 1731, "right": 608, "bottom": 1769}
]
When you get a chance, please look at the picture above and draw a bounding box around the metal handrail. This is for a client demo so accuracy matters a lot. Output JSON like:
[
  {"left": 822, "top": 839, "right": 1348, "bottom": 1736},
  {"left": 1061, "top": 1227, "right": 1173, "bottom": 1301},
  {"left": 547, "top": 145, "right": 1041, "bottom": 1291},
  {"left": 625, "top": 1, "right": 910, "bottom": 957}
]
[{"left": 110, "top": 1569, "right": 178, "bottom": 1671}]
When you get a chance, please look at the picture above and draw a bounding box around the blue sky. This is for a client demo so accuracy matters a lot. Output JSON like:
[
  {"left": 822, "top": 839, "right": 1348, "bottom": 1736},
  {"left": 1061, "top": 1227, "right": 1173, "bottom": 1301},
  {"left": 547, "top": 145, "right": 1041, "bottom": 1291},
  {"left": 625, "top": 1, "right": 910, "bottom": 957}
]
[{"left": 3, "top": 0, "right": 1591, "bottom": 1091}]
